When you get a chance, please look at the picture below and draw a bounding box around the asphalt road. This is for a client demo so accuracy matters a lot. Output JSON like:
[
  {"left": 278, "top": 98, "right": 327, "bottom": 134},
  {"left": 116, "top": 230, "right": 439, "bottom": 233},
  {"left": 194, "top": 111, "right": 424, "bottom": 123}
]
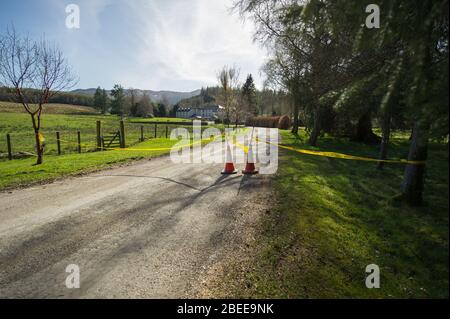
[{"left": 0, "top": 139, "right": 273, "bottom": 298}]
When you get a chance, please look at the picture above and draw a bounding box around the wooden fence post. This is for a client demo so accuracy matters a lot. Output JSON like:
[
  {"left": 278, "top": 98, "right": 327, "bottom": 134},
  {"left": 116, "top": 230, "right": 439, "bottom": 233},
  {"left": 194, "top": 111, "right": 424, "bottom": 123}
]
[
  {"left": 120, "top": 120, "right": 125, "bottom": 148},
  {"left": 140, "top": 125, "right": 144, "bottom": 142},
  {"left": 96, "top": 120, "right": 101, "bottom": 151},
  {"left": 154, "top": 124, "right": 157, "bottom": 138},
  {"left": 165, "top": 125, "right": 168, "bottom": 138},
  {"left": 6, "top": 134, "right": 12, "bottom": 160},
  {"left": 77, "top": 131, "right": 81, "bottom": 153},
  {"left": 56, "top": 131, "right": 61, "bottom": 155}
]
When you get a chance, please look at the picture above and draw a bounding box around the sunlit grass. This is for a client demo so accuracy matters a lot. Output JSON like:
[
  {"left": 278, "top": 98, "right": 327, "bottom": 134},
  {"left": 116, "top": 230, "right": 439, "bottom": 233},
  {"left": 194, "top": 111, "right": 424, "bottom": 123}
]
[
  {"left": 0, "top": 110, "right": 212, "bottom": 156},
  {"left": 232, "top": 129, "right": 448, "bottom": 298}
]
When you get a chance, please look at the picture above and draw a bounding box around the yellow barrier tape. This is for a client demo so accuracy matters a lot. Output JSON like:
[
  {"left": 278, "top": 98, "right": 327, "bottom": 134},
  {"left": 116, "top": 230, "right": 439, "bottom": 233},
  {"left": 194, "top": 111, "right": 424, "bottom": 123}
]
[
  {"left": 233, "top": 140, "right": 248, "bottom": 153},
  {"left": 102, "top": 136, "right": 217, "bottom": 152},
  {"left": 38, "top": 133, "right": 45, "bottom": 144},
  {"left": 103, "top": 129, "right": 248, "bottom": 152},
  {"left": 228, "top": 128, "right": 253, "bottom": 153},
  {"left": 55, "top": 129, "right": 245, "bottom": 153},
  {"left": 104, "top": 145, "right": 187, "bottom": 151},
  {"left": 256, "top": 138, "right": 425, "bottom": 165}
]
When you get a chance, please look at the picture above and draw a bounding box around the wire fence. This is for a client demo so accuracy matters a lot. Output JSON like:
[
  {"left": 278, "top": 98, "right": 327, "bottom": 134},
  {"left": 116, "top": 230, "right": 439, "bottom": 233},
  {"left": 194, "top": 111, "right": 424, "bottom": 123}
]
[{"left": 0, "top": 121, "right": 221, "bottom": 161}]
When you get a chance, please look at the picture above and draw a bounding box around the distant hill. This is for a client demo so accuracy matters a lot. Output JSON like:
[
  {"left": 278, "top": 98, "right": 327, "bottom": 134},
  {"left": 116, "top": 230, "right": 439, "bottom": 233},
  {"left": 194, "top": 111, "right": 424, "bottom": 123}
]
[
  {"left": 176, "top": 86, "right": 220, "bottom": 108},
  {"left": 71, "top": 88, "right": 201, "bottom": 105}
]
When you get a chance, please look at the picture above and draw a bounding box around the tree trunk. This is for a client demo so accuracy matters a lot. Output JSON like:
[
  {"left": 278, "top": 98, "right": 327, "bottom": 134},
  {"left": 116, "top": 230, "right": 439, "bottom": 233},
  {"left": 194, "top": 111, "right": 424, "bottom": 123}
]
[
  {"left": 353, "top": 111, "right": 380, "bottom": 144},
  {"left": 291, "top": 102, "right": 299, "bottom": 134},
  {"left": 377, "top": 113, "right": 391, "bottom": 169},
  {"left": 401, "top": 121, "right": 429, "bottom": 206},
  {"left": 31, "top": 114, "right": 43, "bottom": 165},
  {"left": 34, "top": 131, "right": 43, "bottom": 164},
  {"left": 401, "top": 18, "right": 433, "bottom": 206},
  {"left": 308, "top": 106, "right": 320, "bottom": 146}
]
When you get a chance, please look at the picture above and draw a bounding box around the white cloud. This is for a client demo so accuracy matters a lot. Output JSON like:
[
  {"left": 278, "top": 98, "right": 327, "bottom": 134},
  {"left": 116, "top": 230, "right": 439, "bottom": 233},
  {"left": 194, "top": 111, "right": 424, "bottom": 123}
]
[
  {"left": 122, "top": 0, "right": 267, "bottom": 91},
  {"left": 50, "top": 0, "right": 267, "bottom": 91}
]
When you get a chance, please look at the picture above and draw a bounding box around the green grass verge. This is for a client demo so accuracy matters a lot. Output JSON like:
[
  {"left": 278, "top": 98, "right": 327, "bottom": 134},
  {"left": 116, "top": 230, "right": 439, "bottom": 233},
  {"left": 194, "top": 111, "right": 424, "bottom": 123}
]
[
  {"left": 0, "top": 138, "right": 180, "bottom": 190},
  {"left": 234, "top": 130, "right": 448, "bottom": 298}
]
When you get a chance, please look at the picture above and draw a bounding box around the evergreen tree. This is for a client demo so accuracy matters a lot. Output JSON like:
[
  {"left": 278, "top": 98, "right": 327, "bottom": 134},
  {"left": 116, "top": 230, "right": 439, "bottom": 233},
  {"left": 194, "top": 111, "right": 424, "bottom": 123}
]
[
  {"left": 94, "top": 86, "right": 108, "bottom": 114},
  {"left": 241, "top": 74, "right": 258, "bottom": 116},
  {"left": 94, "top": 87, "right": 102, "bottom": 110},
  {"left": 157, "top": 103, "right": 167, "bottom": 117},
  {"left": 171, "top": 104, "right": 179, "bottom": 117},
  {"left": 110, "top": 84, "right": 125, "bottom": 116},
  {"left": 101, "top": 89, "right": 108, "bottom": 114}
]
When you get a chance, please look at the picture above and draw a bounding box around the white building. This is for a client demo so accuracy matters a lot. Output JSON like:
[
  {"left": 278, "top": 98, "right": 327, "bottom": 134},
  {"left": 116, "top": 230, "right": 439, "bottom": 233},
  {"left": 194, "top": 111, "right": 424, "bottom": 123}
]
[{"left": 176, "top": 105, "right": 223, "bottom": 120}]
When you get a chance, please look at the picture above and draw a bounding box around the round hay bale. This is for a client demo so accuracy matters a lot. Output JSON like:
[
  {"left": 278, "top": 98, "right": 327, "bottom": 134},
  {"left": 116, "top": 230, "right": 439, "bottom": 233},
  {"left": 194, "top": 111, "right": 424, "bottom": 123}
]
[{"left": 277, "top": 115, "right": 291, "bottom": 129}]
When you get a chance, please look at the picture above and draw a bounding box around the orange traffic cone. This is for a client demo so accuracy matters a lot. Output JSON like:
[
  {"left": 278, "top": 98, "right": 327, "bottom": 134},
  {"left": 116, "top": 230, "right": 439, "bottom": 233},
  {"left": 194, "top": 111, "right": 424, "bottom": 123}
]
[
  {"left": 221, "top": 142, "right": 237, "bottom": 174},
  {"left": 242, "top": 143, "right": 258, "bottom": 174}
]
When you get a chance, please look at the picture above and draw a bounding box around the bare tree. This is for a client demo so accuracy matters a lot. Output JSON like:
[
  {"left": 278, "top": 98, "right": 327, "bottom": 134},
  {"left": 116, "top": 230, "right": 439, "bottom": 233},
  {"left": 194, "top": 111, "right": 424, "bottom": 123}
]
[
  {"left": 217, "top": 65, "right": 240, "bottom": 127},
  {"left": 0, "top": 27, "right": 77, "bottom": 164},
  {"left": 136, "top": 92, "right": 153, "bottom": 117},
  {"left": 263, "top": 49, "right": 307, "bottom": 134},
  {"left": 127, "top": 87, "right": 139, "bottom": 116}
]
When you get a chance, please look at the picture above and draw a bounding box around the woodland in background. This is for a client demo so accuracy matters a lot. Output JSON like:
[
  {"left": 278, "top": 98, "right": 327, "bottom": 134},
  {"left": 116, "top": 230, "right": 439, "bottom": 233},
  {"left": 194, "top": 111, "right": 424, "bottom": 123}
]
[{"left": 0, "top": 86, "right": 94, "bottom": 107}]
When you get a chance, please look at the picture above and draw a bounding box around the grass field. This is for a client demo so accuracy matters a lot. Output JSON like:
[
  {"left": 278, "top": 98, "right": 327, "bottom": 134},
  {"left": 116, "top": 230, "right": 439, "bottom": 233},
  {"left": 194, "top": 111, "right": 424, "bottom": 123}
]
[
  {"left": 0, "top": 112, "right": 119, "bottom": 155},
  {"left": 0, "top": 102, "right": 233, "bottom": 189},
  {"left": 0, "top": 102, "right": 208, "bottom": 157},
  {"left": 220, "top": 130, "right": 448, "bottom": 298},
  {"left": 0, "top": 128, "right": 243, "bottom": 190},
  {"left": 0, "top": 101, "right": 99, "bottom": 114}
]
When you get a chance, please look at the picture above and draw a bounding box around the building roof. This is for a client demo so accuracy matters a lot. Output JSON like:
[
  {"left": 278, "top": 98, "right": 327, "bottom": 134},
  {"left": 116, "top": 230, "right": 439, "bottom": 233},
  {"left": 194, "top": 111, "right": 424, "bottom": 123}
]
[{"left": 176, "top": 104, "right": 222, "bottom": 112}]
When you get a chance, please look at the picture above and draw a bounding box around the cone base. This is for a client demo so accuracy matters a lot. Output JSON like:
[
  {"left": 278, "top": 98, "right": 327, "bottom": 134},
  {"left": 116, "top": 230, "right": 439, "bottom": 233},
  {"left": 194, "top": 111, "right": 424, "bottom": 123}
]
[
  {"left": 242, "top": 162, "right": 258, "bottom": 175},
  {"left": 221, "top": 169, "right": 238, "bottom": 174},
  {"left": 242, "top": 169, "right": 259, "bottom": 175}
]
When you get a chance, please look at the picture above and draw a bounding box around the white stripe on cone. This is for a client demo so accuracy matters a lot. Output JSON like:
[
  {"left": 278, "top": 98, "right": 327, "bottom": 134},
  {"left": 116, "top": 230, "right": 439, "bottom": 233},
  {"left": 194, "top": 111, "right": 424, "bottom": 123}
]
[
  {"left": 226, "top": 142, "right": 234, "bottom": 163},
  {"left": 247, "top": 143, "right": 255, "bottom": 163}
]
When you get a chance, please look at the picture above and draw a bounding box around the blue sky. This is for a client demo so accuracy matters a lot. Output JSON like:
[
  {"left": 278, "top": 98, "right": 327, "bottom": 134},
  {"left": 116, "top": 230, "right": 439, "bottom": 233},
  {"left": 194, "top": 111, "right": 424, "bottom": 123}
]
[{"left": 0, "top": 0, "right": 267, "bottom": 92}]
